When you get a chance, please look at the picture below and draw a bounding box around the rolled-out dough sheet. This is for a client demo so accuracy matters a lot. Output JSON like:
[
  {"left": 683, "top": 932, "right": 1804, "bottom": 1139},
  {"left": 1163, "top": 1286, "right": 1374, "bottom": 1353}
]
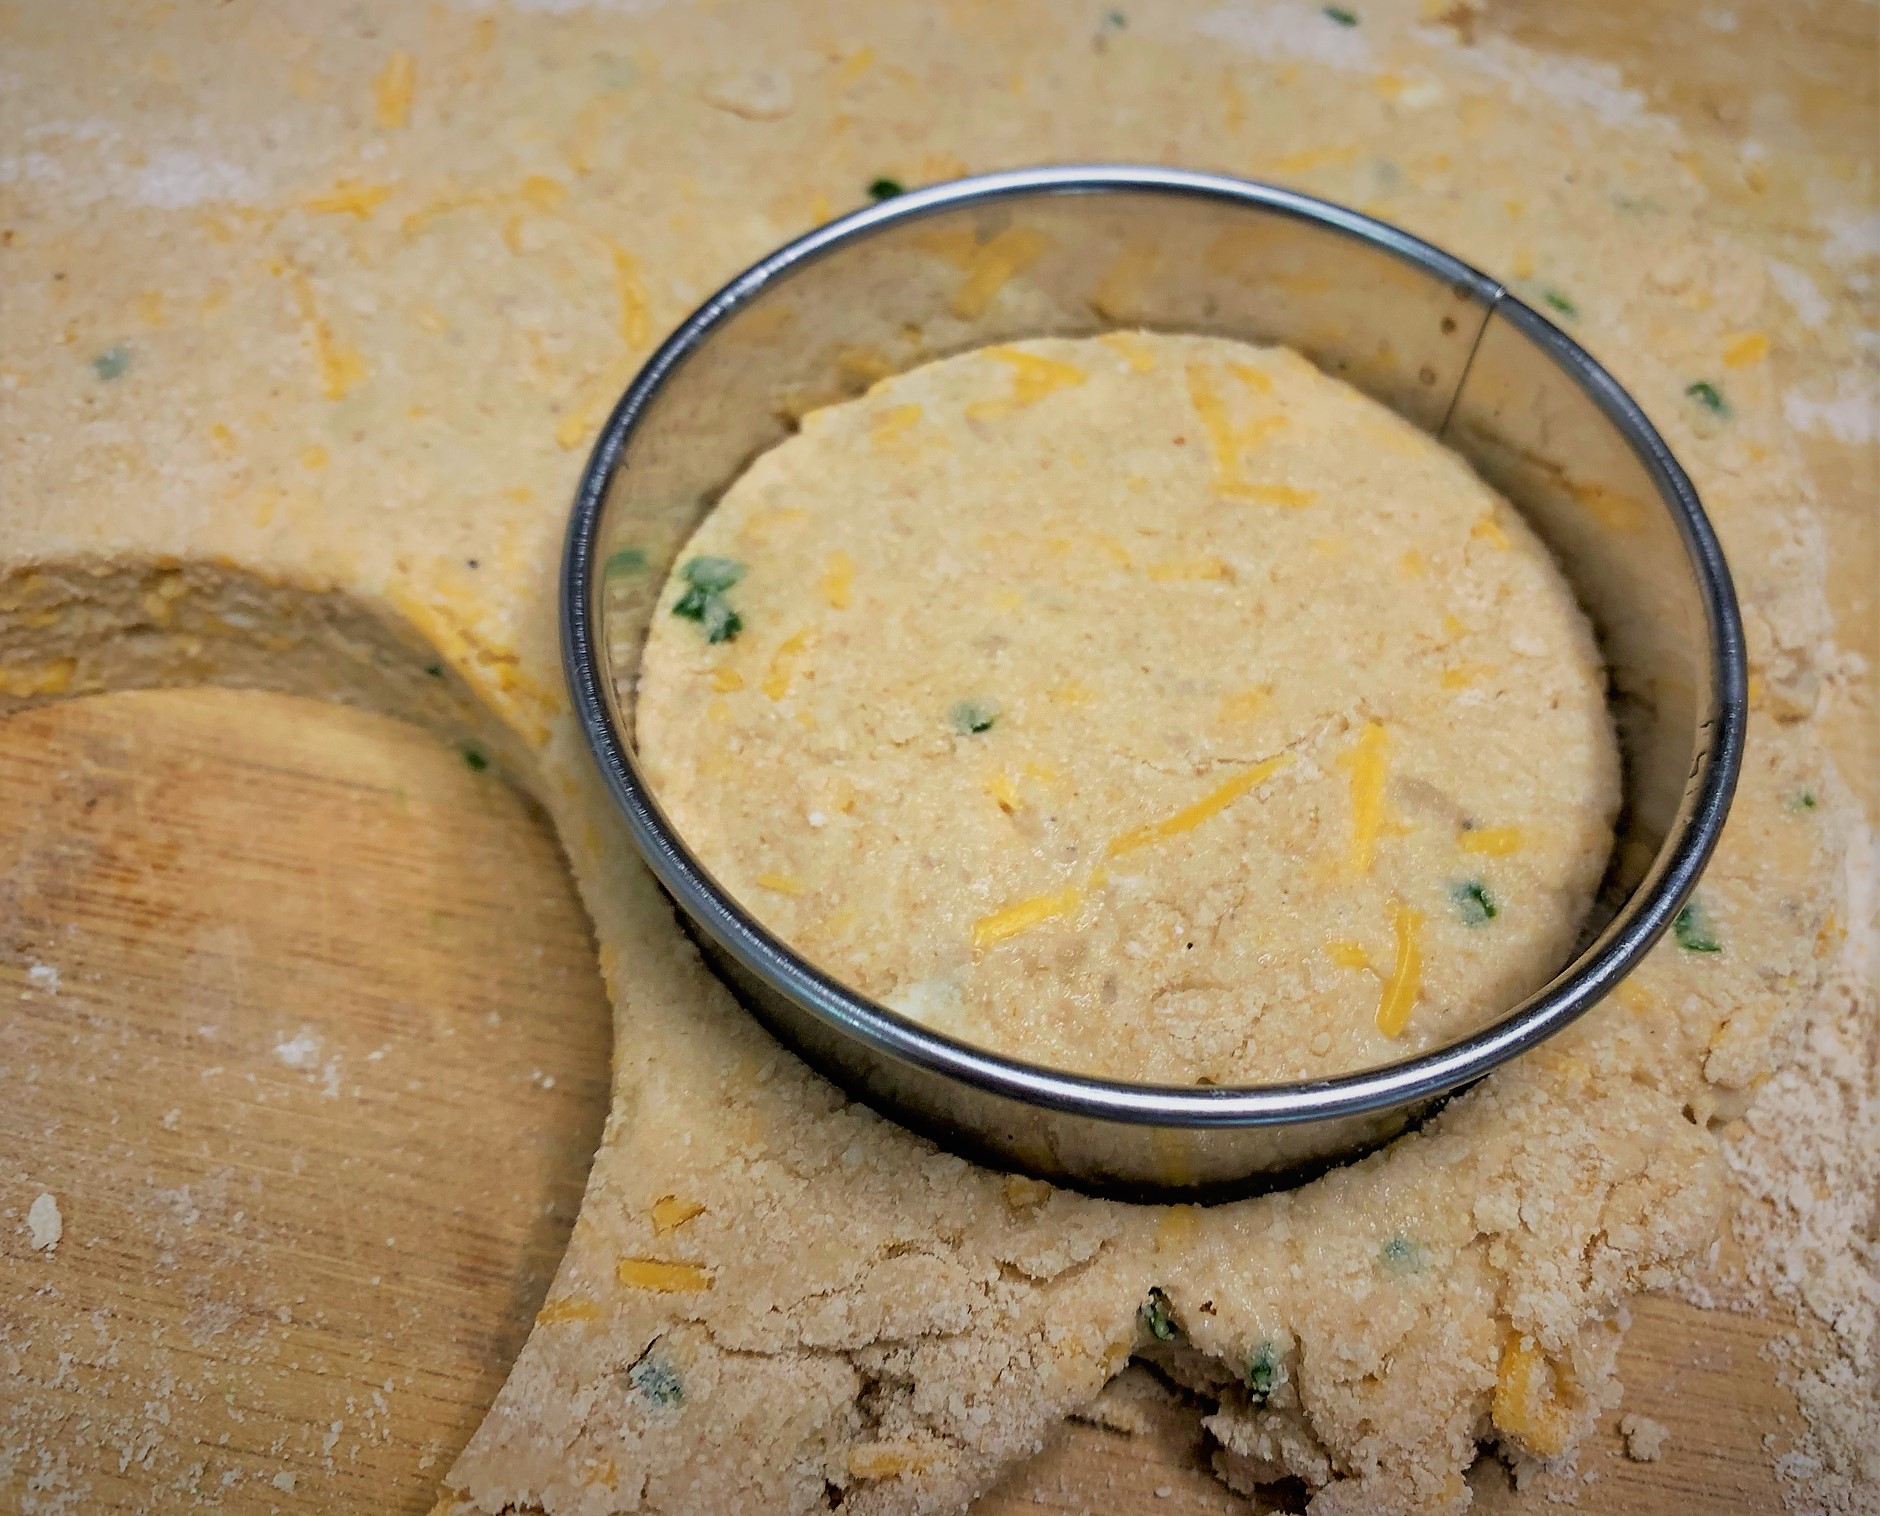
[{"left": 0, "top": 2, "right": 1849, "bottom": 1512}]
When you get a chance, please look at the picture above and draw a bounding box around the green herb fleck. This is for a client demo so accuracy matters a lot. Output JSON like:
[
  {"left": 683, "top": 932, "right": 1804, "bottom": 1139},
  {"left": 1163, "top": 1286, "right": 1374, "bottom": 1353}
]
[
  {"left": 1541, "top": 288, "right": 1579, "bottom": 319},
  {"left": 1674, "top": 899, "right": 1722, "bottom": 953},
  {"left": 1322, "top": 4, "right": 1359, "bottom": 24},
  {"left": 424, "top": 662, "right": 444, "bottom": 680},
  {"left": 462, "top": 744, "right": 490, "bottom": 773},
  {"left": 1379, "top": 1233, "right": 1425, "bottom": 1274},
  {"left": 1247, "top": 1340, "right": 1281, "bottom": 1404},
  {"left": 949, "top": 698, "right": 1000, "bottom": 735},
  {"left": 92, "top": 344, "right": 131, "bottom": 380},
  {"left": 672, "top": 556, "right": 746, "bottom": 643},
  {"left": 1685, "top": 380, "right": 1730, "bottom": 418},
  {"left": 672, "top": 587, "right": 742, "bottom": 643},
  {"left": 1140, "top": 1286, "right": 1180, "bottom": 1342},
  {"left": 868, "top": 177, "right": 906, "bottom": 202},
  {"left": 629, "top": 1353, "right": 684, "bottom": 1408},
  {"left": 681, "top": 556, "right": 745, "bottom": 593},
  {"left": 1104, "top": 8, "right": 1128, "bottom": 27},
  {"left": 603, "top": 546, "right": 649, "bottom": 579},
  {"left": 1451, "top": 880, "right": 1498, "bottom": 926},
  {"left": 1790, "top": 790, "right": 1818, "bottom": 812}
]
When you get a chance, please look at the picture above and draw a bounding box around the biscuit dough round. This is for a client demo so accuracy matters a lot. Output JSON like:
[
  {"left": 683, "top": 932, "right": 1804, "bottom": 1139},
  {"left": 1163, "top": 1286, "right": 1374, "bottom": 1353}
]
[{"left": 637, "top": 333, "right": 1621, "bottom": 1083}]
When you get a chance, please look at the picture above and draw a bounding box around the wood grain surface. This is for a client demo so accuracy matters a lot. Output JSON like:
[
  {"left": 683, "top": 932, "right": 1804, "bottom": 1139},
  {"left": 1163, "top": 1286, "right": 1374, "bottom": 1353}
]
[
  {"left": 0, "top": 691, "right": 1806, "bottom": 1514},
  {"left": 1, "top": 2, "right": 1872, "bottom": 1512}
]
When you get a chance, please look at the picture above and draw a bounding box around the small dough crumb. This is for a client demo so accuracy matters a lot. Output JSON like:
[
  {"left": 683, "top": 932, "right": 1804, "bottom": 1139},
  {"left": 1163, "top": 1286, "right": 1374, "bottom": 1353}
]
[
  {"left": 26, "top": 1192, "right": 62, "bottom": 1252},
  {"left": 1619, "top": 1412, "right": 1668, "bottom": 1462}
]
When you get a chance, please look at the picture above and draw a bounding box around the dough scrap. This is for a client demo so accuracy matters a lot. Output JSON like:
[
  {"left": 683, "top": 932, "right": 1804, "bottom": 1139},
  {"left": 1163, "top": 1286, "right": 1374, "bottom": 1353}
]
[{"left": 0, "top": 2, "right": 1852, "bottom": 1513}]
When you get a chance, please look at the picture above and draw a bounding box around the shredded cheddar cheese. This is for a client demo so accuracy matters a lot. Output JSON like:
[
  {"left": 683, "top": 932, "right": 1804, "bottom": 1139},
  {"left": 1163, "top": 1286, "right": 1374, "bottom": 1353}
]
[
  {"left": 374, "top": 50, "right": 416, "bottom": 130},
  {"left": 535, "top": 1297, "right": 604, "bottom": 1325},
  {"left": 615, "top": 1257, "right": 714, "bottom": 1293},
  {"left": 946, "top": 225, "right": 1052, "bottom": 319},
  {"left": 1459, "top": 825, "right": 1525, "bottom": 856},
  {"left": 609, "top": 245, "right": 651, "bottom": 348},
  {"left": 286, "top": 272, "right": 367, "bottom": 400},
  {"left": 1326, "top": 939, "right": 1371, "bottom": 970},
  {"left": 1439, "top": 662, "right": 1495, "bottom": 690},
  {"left": 763, "top": 627, "right": 815, "bottom": 700},
  {"left": 708, "top": 666, "right": 745, "bottom": 693},
  {"left": 650, "top": 1195, "right": 706, "bottom": 1234},
  {"left": 1108, "top": 754, "right": 1290, "bottom": 858},
  {"left": 0, "top": 659, "right": 76, "bottom": 698},
  {"left": 1100, "top": 329, "right": 1159, "bottom": 372},
  {"left": 1721, "top": 330, "right": 1768, "bottom": 368},
  {"left": 985, "top": 770, "right": 1021, "bottom": 813},
  {"left": 1340, "top": 721, "right": 1391, "bottom": 876},
  {"left": 302, "top": 179, "right": 395, "bottom": 218},
  {"left": 1565, "top": 477, "right": 1648, "bottom": 533},
  {"left": 1156, "top": 1203, "right": 1199, "bottom": 1250},
  {"left": 965, "top": 347, "right": 1087, "bottom": 420},
  {"left": 972, "top": 884, "right": 1083, "bottom": 952},
  {"left": 1470, "top": 514, "right": 1512, "bottom": 549},
  {"left": 1226, "top": 359, "right": 1275, "bottom": 394},
  {"left": 1492, "top": 1335, "right": 1576, "bottom": 1458},
  {"left": 1185, "top": 363, "right": 1291, "bottom": 500},
  {"left": 820, "top": 549, "right": 854, "bottom": 609},
  {"left": 870, "top": 402, "right": 923, "bottom": 451},
  {"left": 848, "top": 1443, "right": 933, "bottom": 1480},
  {"left": 1243, "top": 482, "right": 1316, "bottom": 507},
  {"left": 755, "top": 872, "right": 806, "bottom": 895},
  {"left": 1374, "top": 901, "right": 1424, "bottom": 1037}
]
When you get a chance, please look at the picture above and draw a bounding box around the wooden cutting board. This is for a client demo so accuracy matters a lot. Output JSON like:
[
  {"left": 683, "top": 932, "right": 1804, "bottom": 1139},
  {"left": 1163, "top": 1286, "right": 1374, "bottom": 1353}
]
[
  {"left": 0, "top": 3, "right": 1870, "bottom": 1512},
  {"left": 0, "top": 690, "right": 1806, "bottom": 1514}
]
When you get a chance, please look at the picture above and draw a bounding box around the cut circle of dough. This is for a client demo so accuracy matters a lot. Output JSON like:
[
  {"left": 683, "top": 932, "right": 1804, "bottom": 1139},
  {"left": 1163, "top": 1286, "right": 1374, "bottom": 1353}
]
[{"left": 636, "top": 332, "right": 1622, "bottom": 1084}]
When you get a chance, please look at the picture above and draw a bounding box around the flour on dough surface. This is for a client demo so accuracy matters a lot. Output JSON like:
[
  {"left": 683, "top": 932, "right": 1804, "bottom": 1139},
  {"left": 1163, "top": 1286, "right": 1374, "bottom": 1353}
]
[{"left": 0, "top": 0, "right": 1855, "bottom": 1512}]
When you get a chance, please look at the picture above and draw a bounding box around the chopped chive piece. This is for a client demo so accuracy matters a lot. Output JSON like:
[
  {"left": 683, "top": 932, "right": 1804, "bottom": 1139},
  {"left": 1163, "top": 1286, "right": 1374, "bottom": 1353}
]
[
  {"left": 604, "top": 546, "right": 649, "bottom": 579},
  {"left": 1673, "top": 898, "right": 1722, "bottom": 953},
  {"left": 1322, "top": 4, "right": 1359, "bottom": 24},
  {"left": 1541, "top": 288, "right": 1579, "bottom": 319},
  {"left": 1140, "top": 1286, "right": 1180, "bottom": 1342},
  {"left": 949, "top": 698, "right": 1000, "bottom": 735},
  {"left": 1451, "top": 880, "right": 1498, "bottom": 926},
  {"left": 1247, "top": 1340, "right": 1281, "bottom": 1404},
  {"left": 867, "top": 177, "right": 906, "bottom": 202},
  {"left": 424, "top": 662, "right": 444, "bottom": 679},
  {"left": 462, "top": 744, "right": 490, "bottom": 772},
  {"left": 1790, "top": 790, "right": 1817, "bottom": 812},
  {"left": 672, "top": 556, "right": 745, "bottom": 643},
  {"left": 681, "top": 555, "right": 745, "bottom": 593},
  {"left": 1379, "top": 1233, "right": 1425, "bottom": 1274},
  {"left": 92, "top": 344, "right": 131, "bottom": 380},
  {"left": 698, "top": 597, "right": 742, "bottom": 644},
  {"left": 629, "top": 1353, "right": 684, "bottom": 1407},
  {"left": 1105, "top": 8, "right": 1128, "bottom": 26},
  {"left": 1685, "top": 380, "right": 1730, "bottom": 417}
]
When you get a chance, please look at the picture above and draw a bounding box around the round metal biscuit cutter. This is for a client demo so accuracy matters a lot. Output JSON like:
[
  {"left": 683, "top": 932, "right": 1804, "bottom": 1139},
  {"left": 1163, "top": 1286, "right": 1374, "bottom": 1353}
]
[{"left": 563, "top": 166, "right": 1745, "bottom": 1200}]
